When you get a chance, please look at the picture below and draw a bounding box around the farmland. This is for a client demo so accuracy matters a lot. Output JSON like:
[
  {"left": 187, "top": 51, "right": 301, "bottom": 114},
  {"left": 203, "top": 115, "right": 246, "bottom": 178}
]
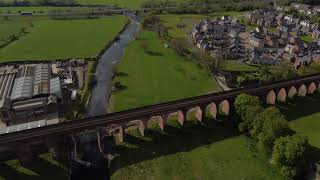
[
  {"left": 0, "top": 15, "right": 127, "bottom": 62},
  {"left": 110, "top": 31, "right": 219, "bottom": 112},
  {"left": 0, "top": 0, "right": 188, "bottom": 8}
]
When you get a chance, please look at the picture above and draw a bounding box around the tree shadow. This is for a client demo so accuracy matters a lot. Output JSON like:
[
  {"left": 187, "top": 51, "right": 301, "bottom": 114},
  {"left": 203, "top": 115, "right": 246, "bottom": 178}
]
[
  {"left": 145, "top": 50, "right": 163, "bottom": 56},
  {"left": 110, "top": 113, "right": 240, "bottom": 176},
  {"left": 276, "top": 94, "right": 320, "bottom": 122}
]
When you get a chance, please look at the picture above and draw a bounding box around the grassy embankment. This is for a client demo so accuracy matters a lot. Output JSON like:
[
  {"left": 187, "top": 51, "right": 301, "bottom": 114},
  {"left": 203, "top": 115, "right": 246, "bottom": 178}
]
[{"left": 0, "top": 15, "right": 127, "bottom": 62}]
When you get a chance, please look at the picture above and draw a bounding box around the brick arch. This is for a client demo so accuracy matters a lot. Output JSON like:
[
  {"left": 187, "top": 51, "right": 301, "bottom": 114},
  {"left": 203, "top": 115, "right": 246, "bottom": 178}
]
[
  {"left": 308, "top": 82, "right": 317, "bottom": 94},
  {"left": 186, "top": 106, "right": 203, "bottom": 122},
  {"left": 266, "top": 90, "right": 276, "bottom": 105},
  {"left": 219, "top": 100, "right": 230, "bottom": 116},
  {"left": 288, "top": 86, "right": 297, "bottom": 98},
  {"left": 176, "top": 110, "right": 185, "bottom": 126},
  {"left": 298, "top": 84, "right": 307, "bottom": 97},
  {"left": 277, "top": 88, "right": 287, "bottom": 102},
  {"left": 148, "top": 116, "right": 165, "bottom": 131},
  {"left": 195, "top": 106, "right": 203, "bottom": 122},
  {"left": 207, "top": 103, "right": 217, "bottom": 119},
  {"left": 125, "top": 120, "right": 146, "bottom": 136}
]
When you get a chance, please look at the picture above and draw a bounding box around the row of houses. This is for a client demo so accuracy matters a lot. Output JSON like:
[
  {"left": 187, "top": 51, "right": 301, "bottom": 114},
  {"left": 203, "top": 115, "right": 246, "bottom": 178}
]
[
  {"left": 191, "top": 16, "right": 245, "bottom": 60},
  {"left": 244, "top": 7, "right": 320, "bottom": 68},
  {"left": 290, "top": 3, "right": 320, "bottom": 16},
  {"left": 248, "top": 8, "right": 320, "bottom": 37}
]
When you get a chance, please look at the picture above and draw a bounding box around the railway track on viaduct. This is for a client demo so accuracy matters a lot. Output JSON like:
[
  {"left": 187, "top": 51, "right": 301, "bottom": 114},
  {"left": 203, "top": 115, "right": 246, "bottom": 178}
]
[{"left": 1, "top": 73, "right": 320, "bottom": 146}]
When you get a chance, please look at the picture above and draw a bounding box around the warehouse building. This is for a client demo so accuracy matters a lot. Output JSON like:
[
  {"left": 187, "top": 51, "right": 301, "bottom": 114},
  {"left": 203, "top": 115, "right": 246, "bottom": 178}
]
[{"left": 0, "top": 64, "right": 62, "bottom": 126}]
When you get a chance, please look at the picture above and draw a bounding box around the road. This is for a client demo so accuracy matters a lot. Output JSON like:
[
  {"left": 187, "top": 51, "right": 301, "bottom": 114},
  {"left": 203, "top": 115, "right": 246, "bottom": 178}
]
[{"left": 86, "top": 13, "right": 140, "bottom": 117}]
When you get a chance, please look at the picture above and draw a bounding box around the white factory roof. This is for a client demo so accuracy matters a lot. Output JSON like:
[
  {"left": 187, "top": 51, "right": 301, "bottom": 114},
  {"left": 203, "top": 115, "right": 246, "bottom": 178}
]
[{"left": 0, "top": 120, "right": 46, "bottom": 135}]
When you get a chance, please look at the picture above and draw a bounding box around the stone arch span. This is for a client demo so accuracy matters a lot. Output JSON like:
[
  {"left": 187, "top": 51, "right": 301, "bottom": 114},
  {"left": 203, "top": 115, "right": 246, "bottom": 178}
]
[
  {"left": 207, "top": 103, "right": 217, "bottom": 119},
  {"left": 186, "top": 106, "right": 203, "bottom": 122},
  {"left": 277, "top": 88, "right": 287, "bottom": 102},
  {"left": 288, "top": 86, "right": 297, "bottom": 98},
  {"left": 219, "top": 100, "right": 230, "bottom": 116},
  {"left": 176, "top": 110, "right": 185, "bottom": 126},
  {"left": 126, "top": 120, "right": 146, "bottom": 136},
  {"left": 148, "top": 116, "right": 165, "bottom": 131},
  {"left": 308, "top": 82, "right": 317, "bottom": 94},
  {"left": 266, "top": 90, "right": 276, "bottom": 105},
  {"left": 298, "top": 84, "right": 307, "bottom": 97}
]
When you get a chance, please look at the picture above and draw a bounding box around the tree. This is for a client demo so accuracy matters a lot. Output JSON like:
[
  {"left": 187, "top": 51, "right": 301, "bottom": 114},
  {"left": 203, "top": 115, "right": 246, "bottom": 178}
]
[
  {"left": 271, "top": 135, "right": 310, "bottom": 178},
  {"left": 142, "top": 15, "right": 160, "bottom": 29},
  {"left": 258, "top": 65, "right": 272, "bottom": 82},
  {"left": 258, "top": 107, "right": 293, "bottom": 150},
  {"left": 234, "top": 93, "right": 263, "bottom": 133},
  {"left": 234, "top": 93, "right": 261, "bottom": 119}
]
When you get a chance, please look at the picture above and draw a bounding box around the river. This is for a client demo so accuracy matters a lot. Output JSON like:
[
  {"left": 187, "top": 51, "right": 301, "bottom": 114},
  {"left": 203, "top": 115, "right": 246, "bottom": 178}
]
[{"left": 86, "top": 13, "right": 140, "bottom": 117}]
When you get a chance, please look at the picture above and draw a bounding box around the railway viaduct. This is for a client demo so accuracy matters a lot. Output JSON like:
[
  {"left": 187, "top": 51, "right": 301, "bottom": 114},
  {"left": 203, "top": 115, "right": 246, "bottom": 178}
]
[{"left": 1, "top": 73, "right": 320, "bottom": 164}]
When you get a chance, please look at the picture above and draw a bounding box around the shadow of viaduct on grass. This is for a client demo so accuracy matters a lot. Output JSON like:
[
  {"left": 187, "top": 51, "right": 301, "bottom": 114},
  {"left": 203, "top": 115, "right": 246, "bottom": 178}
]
[
  {"left": 110, "top": 94, "right": 320, "bottom": 176},
  {"left": 277, "top": 94, "right": 320, "bottom": 122},
  {"left": 0, "top": 155, "right": 68, "bottom": 180},
  {"left": 109, "top": 112, "right": 241, "bottom": 176}
]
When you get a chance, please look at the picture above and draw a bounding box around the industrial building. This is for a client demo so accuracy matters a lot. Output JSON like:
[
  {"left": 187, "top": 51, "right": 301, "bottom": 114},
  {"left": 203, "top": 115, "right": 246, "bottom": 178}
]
[{"left": 0, "top": 63, "right": 62, "bottom": 127}]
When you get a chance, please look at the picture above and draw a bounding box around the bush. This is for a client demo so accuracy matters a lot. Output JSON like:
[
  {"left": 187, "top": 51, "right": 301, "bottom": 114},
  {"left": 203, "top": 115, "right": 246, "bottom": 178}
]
[
  {"left": 271, "top": 135, "right": 310, "bottom": 178},
  {"left": 257, "top": 107, "right": 294, "bottom": 151}
]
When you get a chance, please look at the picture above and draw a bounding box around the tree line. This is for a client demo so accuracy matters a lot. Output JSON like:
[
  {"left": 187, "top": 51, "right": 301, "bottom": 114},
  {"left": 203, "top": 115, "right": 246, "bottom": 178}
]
[{"left": 235, "top": 93, "right": 313, "bottom": 178}]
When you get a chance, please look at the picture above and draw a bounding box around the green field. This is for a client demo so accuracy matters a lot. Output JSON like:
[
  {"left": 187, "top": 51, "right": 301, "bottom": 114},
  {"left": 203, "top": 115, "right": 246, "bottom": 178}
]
[
  {"left": 111, "top": 118, "right": 285, "bottom": 180},
  {"left": 300, "top": 35, "right": 316, "bottom": 43},
  {"left": 110, "top": 31, "right": 219, "bottom": 112},
  {"left": 0, "top": 21, "right": 30, "bottom": 40},
  {"left": 0, "top": 153, "right": 68, "bottom": 180},
  {"left": 77, "top": 0, "right": 146, "bottom": 8},
  {"left": 0, "top": 15, "right": 127, "bottom": 61},
  {"left": 279, "top": 95, "right": 320, "bottom": 148},
  {"left": 220, "top": 60, "right": 260, "bottom": 72},
  {"left": 160, "top": 12, "right": 245, "bottom": 38},
  {"left": 0, "top": 6, "right": 97, "bottom": 14},
  {"left": 0, "top": 0, "right": 188, "bottom": 8}
]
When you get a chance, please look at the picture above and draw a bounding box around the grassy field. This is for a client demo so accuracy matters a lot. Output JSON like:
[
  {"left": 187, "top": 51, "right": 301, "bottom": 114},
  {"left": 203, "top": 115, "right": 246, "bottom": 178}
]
[
  {"left": 279, "top": 95, "right": 320, "bottom": 148},
  {"left": 0, "top": 21, "right": 30, "bottom": 40},
  {"left": 111, "top": 117, "right": 285, "bottom": 180},
  {"left": 219, "top": 60, "right": 260, "bottom": 72},
  {"left": 110, "top": 31, "right": 219, "bottom": 112},
  {"left": 0, "top": 153, "right": 68, "bottom": 180},
  {"left": 0, "top": 6, "right": 97, "bottom": 14},
  {"left": 160, "top": 12, "right": 245, "bottom": 38},
  {"left": 300, "top": 35, "right": 316, "bottom": 43},
  {"left": 0, "top": 0, "right": 188, "bottom": 8},
  {"left": 0, "top": 15, "right": 127, "bottom": 62},
  {"left": 77, "top": 0, "right": 146, "bottom": 8}
]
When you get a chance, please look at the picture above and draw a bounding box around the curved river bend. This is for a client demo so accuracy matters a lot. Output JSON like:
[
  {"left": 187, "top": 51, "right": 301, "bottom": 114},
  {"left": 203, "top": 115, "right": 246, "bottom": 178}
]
[{"left": 86, "top": 13, "right": 140, "bottom": 117}]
